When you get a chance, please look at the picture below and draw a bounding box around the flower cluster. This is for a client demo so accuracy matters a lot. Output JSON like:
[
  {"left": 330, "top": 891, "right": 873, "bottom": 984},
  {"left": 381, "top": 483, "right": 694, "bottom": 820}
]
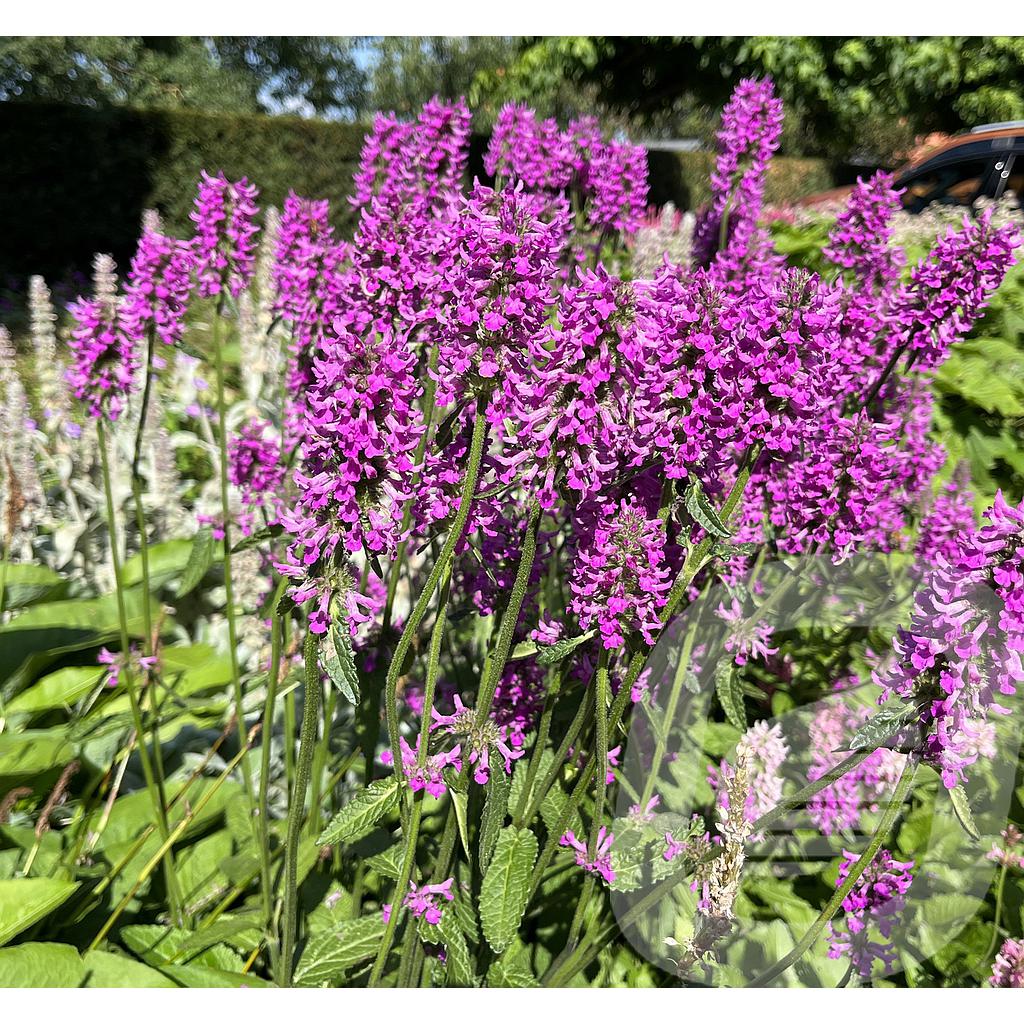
[
  {"left": 431, "top": 694, "right": 523, "bottom": 785},
  {"left": 877, "top": 491, "right": 1024, "bottom": 788},
  {"left": 97, "top": 646, "right": 158, "bottom": 688},
  {"left": 691, "top": 77, "right": 784, "bottom": 273},
  {"left": 66, "top": 296, "right": 138, "bottom": 421},
  {"left": 121, "top": 230, "right": 195, "bottom": 347},
  {"left": 827, "top": 848, "right": 914, "bottom": 979},
  {"left": 383, "top": 878, "right": 455, "bottom": 926},
  {"left": 191, "top": 171, "right": 260, "bottom": 299},
  {"left": 560, "top": 827, "right": 616, "bottom": 884},
  {"left": 228, "top": 419, "right": 285, "bottom": 534},
  {"left": 485, "top": 104, "right": 648, "bottom": 234},
  {"left": 990, "top": 937, "right": 1024, "bottom": 988},
  {"left": 569, "top": 497, "right": 672, "bottom": 650},
  {"left": 708, "top": 720, "right": 788, "bottom": 837}
]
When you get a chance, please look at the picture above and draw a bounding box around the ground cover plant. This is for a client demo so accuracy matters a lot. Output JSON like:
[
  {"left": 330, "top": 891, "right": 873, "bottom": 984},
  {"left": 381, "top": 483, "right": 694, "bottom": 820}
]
[{"left": 0, "top": 78, "right": 1023, "bottom": 989}]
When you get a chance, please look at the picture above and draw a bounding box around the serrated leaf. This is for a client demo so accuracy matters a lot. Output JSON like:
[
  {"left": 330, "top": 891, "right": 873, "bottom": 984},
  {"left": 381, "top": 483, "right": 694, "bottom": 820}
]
[
  {"left": 480, "top": 826, "right": 537, "bottom": 954},
  {"left": 848, "top": 699, "right": 923, "bottom": 752},
  {"left": 536, "top": 630, "right": 596, "bottom": 666},
  {"left": 684, "top": 480, "right": 733, "bottom": 538},
  {"left": 508, "top": 640, "right": 539, "bottom": 661},
  {"left": 714, "top": 661, "right": 746, "bottom": 731},
  {"left": 420, "top": 912, "right": 477, "bottom": 987},
  {"left": 317, "top": 776, "right": 400, "bottom": 847},
  {"left": 177, "top": 528, "right": 214, "bottom": 597},
  {"left": 230, "top": 522, "right": 284, "bottom": 553},
  {"left": 364, "top": 841, "right": 404, "bottom": 881},
  {"left": 319, "top": 622, "right": 360, "bottom": 705},
  {"left": 0, "top": 877, "right": 79, "bottom": 946},
  {"left": 487, "top": 950, "right": 539, "bottom": 987},
  {"left": 0, "top": 942, "right": 86, "bottom": 987},
  {"left": 293, "top": 914, "right": 386, "bottom": 986},
  {"left": 480, "top": 770, "right": 510, "bottom": 872},
  {"left": 949, "top": 785, "right": 980, "bottom": 841}
]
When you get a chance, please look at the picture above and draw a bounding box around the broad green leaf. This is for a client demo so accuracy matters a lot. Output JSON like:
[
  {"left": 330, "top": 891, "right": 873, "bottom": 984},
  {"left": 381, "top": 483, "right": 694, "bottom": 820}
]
[
  {"left": 82, "top": 950, "right": 178, "bottom": 987},
  {"left": 364, "top": 842, "right": 403, "bottom": 881},
  {"left": 317, "top": 776, "right": 400, "bottom": 846},
  {"left": 158, "top": 963, "right": 272, "bottom": 988},
  {"left": 123, "top": 539, "right": 202, "bottom": 591},
  {"left": 949, "top": 785, "right": 980, "bottom": 841},
  {"left": 0, "top": 588, "right": 161, "bottom": 694},
  {"left": 480, "top": 770, "right": 510, "bottom": 872},
  {"left": 714, "top": 661, "right": 746, "bottom": 731},
  {"left": 177, "top": 528, "right": 214, "bottom": 597},
  {"left": 0, "top": 877, "right": 79, "bottom": 945},
  {"left": 0, "top": 942, "right": 86, "bottom": 986},
  {"left": 0, "top": 730, "right": 76, "bottom": 782},
  {"left": 536, "top": 631, "right": 596, "bottom": 666},
  {"left": 480, "top": 826, "right": 537, "bottom": 954},
  {"left": 684, "top": 480, "right": 733, "bottom": 538},
  {"left": 293, "top": 914, "right": 386, "bottom": 986},
  {"left": 6, "top": 666, "right": 104, "bottom": 715},
  {"left": 0, "top": 564, "right": 66, "bottom": 610}
]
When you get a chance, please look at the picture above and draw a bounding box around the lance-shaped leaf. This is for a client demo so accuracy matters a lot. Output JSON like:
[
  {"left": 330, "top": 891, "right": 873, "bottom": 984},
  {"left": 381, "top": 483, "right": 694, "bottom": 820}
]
[
  {"left": 419, "top": 912, "right": 478, "bottom": 987},
  {"left": 479, "top": 770, "right": 510, "bottom": 872},
  {"left": 684, "top": 480, "right": 733, "bottom": 539},
  {"left": 949, "top": 784, "right": 980, "bottom": 841},
  {"left": 848, "top": 699, "right": 926, "bottom": 752},
  {"left": 317, "top": 776, "right": 400, "bottom": 847},
  {"left": 537, "top": 630, "right": 596, "bottom": 666},
  {"left": 480, "top": 826, "right": 537, "bottom": 954},
  {"left": 230, "top": 522, "right": 284, "bottom": 553},
  {"left": 714, "top": 660, "right": 746, "bottom": 731},
  {"left": 319, "top": 594, "right": 360, "bottom": 705},
  {"left": 177, "top": 528, "right": 214, "bottom": 597}
]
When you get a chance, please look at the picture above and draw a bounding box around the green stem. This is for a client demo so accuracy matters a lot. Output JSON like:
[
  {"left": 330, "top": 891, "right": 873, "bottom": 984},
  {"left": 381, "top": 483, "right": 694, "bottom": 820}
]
[
  {"left": 475, "top": 502, "right": 541, "bottom": 722},
  {"left": 370, "top": 563, "right": 453, "bottom": 987},
  {"left": 96, "top": 418, "right": 182, "bottom": 922},
  {"left": 978, "top": 861, "right": 1009, "bottom": 972},
  {"left": 748, "top": 757, "right": 919, "bottom": 987},
  {"left": 280, "top": 630, "right": 322, "bottom": 987},
  {"left": 384, "top": 405, "right": 488, "bottom": 792},
  {"left": 212, "top": 309, "right": 254, "bottom": 804},
  {"left": 308, "top": 686, "right": 336, "bottom": 838},
  {"left": 258, "top": 599, "right": 284, "bottom": 932},
  {"left": 511, "top": 665, "right": 564, "bottom": 827}
]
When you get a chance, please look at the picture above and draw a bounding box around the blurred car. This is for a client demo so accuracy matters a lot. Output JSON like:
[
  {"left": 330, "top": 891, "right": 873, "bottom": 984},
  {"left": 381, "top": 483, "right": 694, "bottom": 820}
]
[{"left": 802, "top": 121, "right": 1024, "bottom": 212}]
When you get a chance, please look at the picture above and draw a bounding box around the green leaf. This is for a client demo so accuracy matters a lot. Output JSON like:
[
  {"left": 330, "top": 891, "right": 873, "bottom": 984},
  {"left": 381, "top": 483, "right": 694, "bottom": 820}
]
[
  {"left": 684, "top": 480, "right": 733, "bottom": 538},
  {"left": 293, "top": 914, "right": 386, "bottom": 986},
  {"left": 451, "top": 787, "right": 471, "bottom": 858},
  {"left": 949, "top": 784, "right": 980, "bottom": 841},
  {"left": 0, "top": 564, "right": 66, "bottom": 610},
  {"left": 0, "top": 877, "right": 79, "bottom": 945},
  {"left": 317, "top": 776, "right": 400, "bottom": 847},
  {"left": 6, "top": 666, "right": 105, "bottom": 715},
  {"left": 231, "top": 522, "right": 284, "bottom": 553},
  {"left": 848, "top": 699, "right": 924, "bottom": 752},
  {"left": 508, "top": 640, "right": 539, "bottom": 661},
  {"left": 479, "top": 770, "right": 510, "bottom": 873},
  {"left": 714, "top": 661, "right": 746, "bottom": 731},
  {"left": 177, "top": 528, "right": 214, "bottom": 597},
  {"left": 0, "top": 942, "right": 86, "bottom": 986},
  {"left": 157, "top": 963, "right": 272, "bottom": 988},
  {"left": 0, "top": 731, "right": 76, "bottom": 783},
  {"left": 487, "top": 948, "right": 539, "bottom": 987},
  {"left": 480, "top": 826, "right": 537, "bottom": 954},
  {"left": 536, "top": 630, "right": 596, "bottom": 666},
  {"left": 320, "top": 617, "right": 360, "bottom": 706},
  {"left": 420, "top": 911, "right": 477, "bottom": 987},
  {"left": 82, "top": 950, "right": 178, "bottom": 987},
  {"left": 123, "top": 539, "right": 206, "bottom": 591}
]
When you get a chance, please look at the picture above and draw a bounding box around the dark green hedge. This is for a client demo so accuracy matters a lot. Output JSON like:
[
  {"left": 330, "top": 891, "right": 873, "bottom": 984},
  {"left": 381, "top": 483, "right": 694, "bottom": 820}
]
[
  {"left": 0, "top": 103, "right": 370, "bottom": 281},
  {"left": 0, "top": 102, "right": 835, "bottom": 281}
]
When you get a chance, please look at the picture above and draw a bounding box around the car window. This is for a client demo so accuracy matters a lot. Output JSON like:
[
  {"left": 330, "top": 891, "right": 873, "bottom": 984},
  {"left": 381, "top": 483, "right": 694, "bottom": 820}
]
[
  {"left": 899, "top": 158, "right": 995, "bottom": 213},
  {"left": 994, "top": 154, "right": 1024, "bottom": 204}
]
